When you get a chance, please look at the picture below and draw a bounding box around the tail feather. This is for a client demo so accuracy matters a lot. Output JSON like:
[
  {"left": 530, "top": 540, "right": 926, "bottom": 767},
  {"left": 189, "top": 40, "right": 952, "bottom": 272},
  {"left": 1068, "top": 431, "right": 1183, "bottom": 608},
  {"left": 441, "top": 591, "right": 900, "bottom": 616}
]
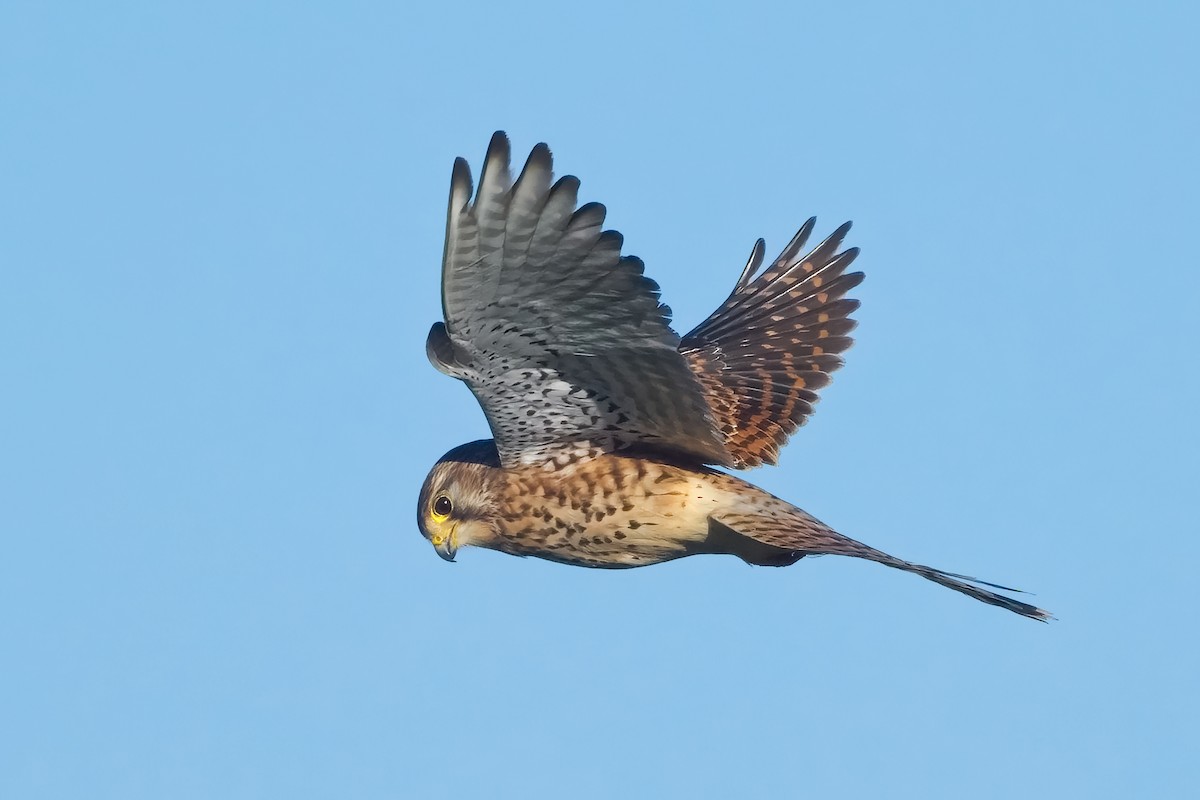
[
  {"left": 895, "top": 563, "right": 1053, "bottom": 622},
  {"left": 710, "top": 509, "right": 1052, "bottom": 622}
]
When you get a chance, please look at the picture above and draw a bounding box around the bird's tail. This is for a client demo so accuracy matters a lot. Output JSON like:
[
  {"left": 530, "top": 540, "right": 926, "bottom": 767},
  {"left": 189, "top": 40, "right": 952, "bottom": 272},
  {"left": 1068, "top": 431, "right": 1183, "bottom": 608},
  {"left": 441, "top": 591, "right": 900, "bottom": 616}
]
[
  {"left": 710, "top": 510, "right": 1052, "bottom": 622},
  {"left": 878, "top": 560, "right": 1053, "bottom": 622}
]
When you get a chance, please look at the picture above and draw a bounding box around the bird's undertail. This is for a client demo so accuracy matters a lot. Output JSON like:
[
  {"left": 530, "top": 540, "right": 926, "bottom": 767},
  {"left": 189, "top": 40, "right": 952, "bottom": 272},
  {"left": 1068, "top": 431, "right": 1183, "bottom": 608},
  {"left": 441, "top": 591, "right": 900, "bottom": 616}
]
[
  {"left": 709, "top": 511, "right": 1053, "bottom": 622},
  {"left": 883, "top": 560, "right": 1053, "bottom": 622}
]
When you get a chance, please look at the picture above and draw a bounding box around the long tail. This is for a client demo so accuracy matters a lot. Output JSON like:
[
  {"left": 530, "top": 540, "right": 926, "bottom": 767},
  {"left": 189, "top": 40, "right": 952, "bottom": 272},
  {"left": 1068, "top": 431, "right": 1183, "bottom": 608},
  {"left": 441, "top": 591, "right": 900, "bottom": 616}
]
[
  {"left": 880, "top": 561, "right": 1052, "bottom": 622},
  {"left": 711, "top": 510, "right": 1052, "bottom": 622}
]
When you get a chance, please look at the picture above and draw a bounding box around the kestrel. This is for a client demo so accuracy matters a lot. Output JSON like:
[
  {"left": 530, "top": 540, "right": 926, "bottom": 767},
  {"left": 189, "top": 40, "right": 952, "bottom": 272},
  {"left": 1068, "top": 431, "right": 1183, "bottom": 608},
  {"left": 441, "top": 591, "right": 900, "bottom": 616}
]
[{"left": 418, "top": 132, "right": 1050, "bottom": 621}]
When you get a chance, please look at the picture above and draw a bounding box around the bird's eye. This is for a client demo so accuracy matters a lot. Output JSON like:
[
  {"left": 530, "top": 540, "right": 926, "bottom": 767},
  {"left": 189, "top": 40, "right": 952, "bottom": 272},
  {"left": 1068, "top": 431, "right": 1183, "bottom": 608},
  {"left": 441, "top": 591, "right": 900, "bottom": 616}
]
[{"left": 432, "top": 495, "right": 453, "bottom": 519}]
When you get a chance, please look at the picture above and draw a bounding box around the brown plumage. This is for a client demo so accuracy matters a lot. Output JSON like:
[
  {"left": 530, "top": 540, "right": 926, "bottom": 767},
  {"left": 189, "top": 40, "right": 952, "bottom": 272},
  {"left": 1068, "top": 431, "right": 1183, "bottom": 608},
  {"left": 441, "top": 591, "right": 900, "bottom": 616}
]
[
  {"left": 418, "top": 132, "right": 1051, "bottom": 622},
  {"left": 682, "top": 218, "right": 863, "bottom": 467}
]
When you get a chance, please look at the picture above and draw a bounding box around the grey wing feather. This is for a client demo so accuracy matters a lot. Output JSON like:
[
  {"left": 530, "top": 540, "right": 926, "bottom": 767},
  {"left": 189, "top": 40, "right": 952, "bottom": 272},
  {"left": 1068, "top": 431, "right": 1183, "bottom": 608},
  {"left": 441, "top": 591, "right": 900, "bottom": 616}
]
[{"left": 430, "top": 132, "right": 730, "bottom": 468}]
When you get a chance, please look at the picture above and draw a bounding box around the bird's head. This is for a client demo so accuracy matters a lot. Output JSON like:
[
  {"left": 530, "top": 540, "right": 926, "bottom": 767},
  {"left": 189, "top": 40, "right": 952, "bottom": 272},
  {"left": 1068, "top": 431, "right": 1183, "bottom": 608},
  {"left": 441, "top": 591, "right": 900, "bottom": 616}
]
[{"left": 417, "top": 440, "right": 503, "bottom": 562}]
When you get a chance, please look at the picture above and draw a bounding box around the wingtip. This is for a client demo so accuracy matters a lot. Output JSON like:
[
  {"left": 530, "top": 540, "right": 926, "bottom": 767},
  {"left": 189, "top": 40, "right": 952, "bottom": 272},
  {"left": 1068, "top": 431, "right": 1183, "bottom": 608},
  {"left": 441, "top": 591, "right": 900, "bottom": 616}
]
[
  {"left": 775, "top": 217, "right": 818, "bottom": 266},
  {"left": 487, "top": 132, "right": 553, "bottom": 178},
  {"left": 451, "top": 155, "right": 472, "bottom": 180},
  {"left": 841, "top": 268, "right": 866, "bottom": 291},
  {"left": 735, "top": 239, "right": 767, "bottom": 290},
  {"left": 483, "top": 131, "right": 513, "bottom": 180},
  {"left": 550, "top": 173, "right": 581, "bottom": 196},
  {"left": 570, "top": 200, "right": 608, "bottom": 227},
  {"left": 449, "top": 157, "right": 474, "bottom": 207},
  {"left": 528, "top": 141, "right": 553, "bottom": 167},
  {"left": 487, "top": 130, "right": 511, "bottom": 155},
  {"left": 516, "top": 142, "right": 554, "bottom": 190}
]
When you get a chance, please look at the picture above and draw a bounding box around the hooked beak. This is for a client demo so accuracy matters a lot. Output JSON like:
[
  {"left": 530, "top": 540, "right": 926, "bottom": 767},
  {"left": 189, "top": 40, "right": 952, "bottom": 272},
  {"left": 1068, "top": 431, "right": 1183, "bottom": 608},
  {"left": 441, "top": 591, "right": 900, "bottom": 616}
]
[{"left": 430, "top": 530, "right": 457, "bottom": 562}]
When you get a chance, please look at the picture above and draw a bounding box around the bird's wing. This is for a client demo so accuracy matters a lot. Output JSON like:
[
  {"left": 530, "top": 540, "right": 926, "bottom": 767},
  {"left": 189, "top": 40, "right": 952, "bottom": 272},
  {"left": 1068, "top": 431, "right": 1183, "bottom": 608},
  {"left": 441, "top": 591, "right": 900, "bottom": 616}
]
[
  {"left": 428, "top": 132, "right": 730, "bottom": 468},
  {"left": 680, "top": 220, "right": 864, "bottom": 468}
]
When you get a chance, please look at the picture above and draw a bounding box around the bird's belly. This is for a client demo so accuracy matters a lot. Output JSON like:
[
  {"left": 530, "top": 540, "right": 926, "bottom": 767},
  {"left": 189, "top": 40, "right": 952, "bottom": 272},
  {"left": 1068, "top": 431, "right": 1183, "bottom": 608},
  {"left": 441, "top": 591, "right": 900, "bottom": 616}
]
[
  {"left": 494, "top": 457, "right": 734, "bottom": 568},
  {"left": 499, "top": 512, "right": 707, "bottom": 569}
]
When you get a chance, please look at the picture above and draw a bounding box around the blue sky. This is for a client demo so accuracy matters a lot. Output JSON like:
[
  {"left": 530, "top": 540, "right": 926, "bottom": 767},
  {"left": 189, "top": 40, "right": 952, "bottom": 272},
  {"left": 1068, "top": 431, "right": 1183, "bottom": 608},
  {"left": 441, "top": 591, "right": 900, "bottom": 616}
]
[{"left": 2, "top": 1, "right": 1197, "bottom": 797}]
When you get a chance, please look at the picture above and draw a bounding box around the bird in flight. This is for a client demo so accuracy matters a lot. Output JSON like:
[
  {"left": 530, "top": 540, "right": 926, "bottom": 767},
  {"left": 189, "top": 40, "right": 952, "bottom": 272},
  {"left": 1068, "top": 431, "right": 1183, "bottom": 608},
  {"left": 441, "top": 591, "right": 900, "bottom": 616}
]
[{"left": 418, "top": 132, "right": 1050, "bottom": 621}]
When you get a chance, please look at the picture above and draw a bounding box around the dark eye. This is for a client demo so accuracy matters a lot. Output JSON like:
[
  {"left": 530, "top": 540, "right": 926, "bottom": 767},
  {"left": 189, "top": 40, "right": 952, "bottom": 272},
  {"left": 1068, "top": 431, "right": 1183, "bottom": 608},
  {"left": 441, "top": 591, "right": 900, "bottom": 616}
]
[{"left": 433, "top": 495, "right": 453, "bottom": 517}]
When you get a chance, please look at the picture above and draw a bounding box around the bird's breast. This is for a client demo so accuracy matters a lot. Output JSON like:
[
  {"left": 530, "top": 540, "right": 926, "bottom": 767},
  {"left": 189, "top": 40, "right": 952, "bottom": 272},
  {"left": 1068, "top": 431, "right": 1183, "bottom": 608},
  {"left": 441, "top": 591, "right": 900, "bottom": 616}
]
[{"left": 492, "top": 454, "right": 739, "bottom": 568}]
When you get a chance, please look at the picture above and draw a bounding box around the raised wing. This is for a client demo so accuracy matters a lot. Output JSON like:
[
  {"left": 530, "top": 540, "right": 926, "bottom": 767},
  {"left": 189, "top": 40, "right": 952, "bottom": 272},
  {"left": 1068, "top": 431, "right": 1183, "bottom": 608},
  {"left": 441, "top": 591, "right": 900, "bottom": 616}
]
[
  {"left": 681, "top": 219, "right": 864, "bottom": 468},
  {"left": 428, "top": 132, "right": 730, "bottom": 468}
]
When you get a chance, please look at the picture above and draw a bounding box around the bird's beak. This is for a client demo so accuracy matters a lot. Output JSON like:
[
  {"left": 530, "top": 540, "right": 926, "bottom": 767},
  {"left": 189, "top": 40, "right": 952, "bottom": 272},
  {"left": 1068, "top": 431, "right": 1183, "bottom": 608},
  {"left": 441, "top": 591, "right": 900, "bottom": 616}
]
[{"left": 431, "top": 529, "right": 457, "bottom": 562}]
